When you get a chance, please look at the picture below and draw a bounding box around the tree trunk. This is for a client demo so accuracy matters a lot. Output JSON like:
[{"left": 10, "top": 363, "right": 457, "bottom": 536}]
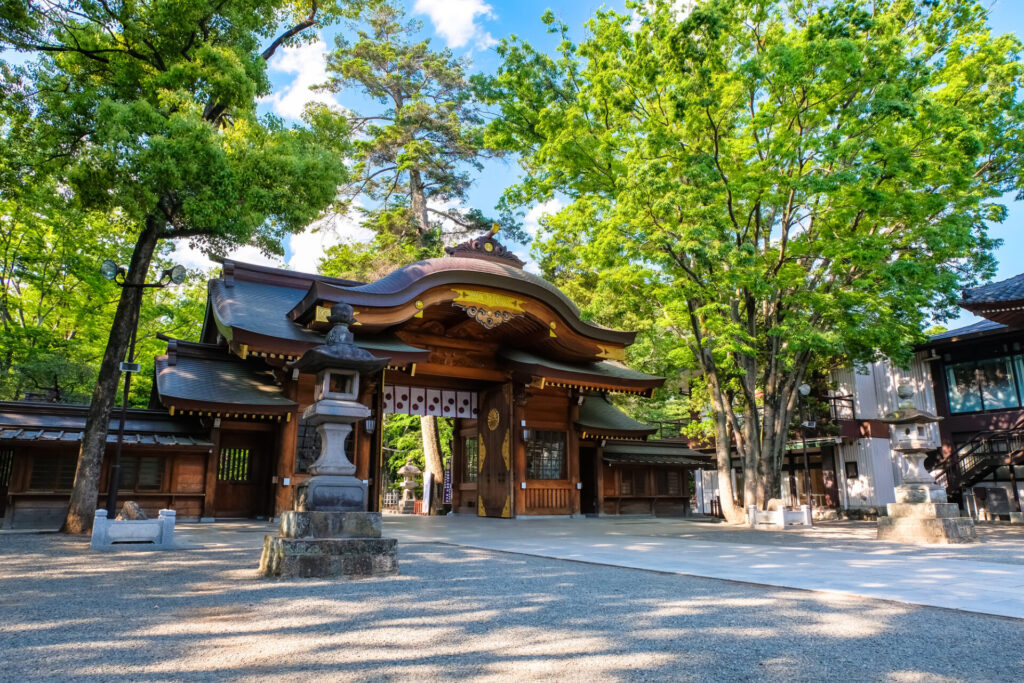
[
  {"left": 409, "top": 168, "right": 430, "bottom": 245},
  {"left": 61, "top": 219, "right": 161, "bottom": 534},
  {"left": 420, "top": 414, "right": 444, "bottom": 514}
]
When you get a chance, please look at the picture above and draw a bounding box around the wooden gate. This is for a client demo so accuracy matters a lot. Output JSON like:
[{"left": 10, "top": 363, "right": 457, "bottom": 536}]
[
  {"left": 213, "top": 433, "right": 270, "bottom": 518},
  {"left": 477, "top": 384, "right": 513, "bottom": 518}
]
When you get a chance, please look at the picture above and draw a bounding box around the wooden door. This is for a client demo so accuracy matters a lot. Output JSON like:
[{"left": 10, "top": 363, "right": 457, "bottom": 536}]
[
  {"left": 477, "top": 384, "right": 513, "bottom": 518},
  {"left": 214, "top": 433, "right": 270, "bottom": 518}
]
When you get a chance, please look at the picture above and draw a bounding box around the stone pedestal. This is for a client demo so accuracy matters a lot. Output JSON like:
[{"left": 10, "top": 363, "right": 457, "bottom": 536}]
[
  {"left": 877, "top": 464, "right": 977, "bottom": 544},
  {"left": 259, "top": 511, "right": 398, "bottom": 579}
]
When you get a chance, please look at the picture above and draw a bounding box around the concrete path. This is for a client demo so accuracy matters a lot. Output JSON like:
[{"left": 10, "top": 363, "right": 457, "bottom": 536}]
[{"left": 385, "top": 515, "right": 1024, "bottom": 619}]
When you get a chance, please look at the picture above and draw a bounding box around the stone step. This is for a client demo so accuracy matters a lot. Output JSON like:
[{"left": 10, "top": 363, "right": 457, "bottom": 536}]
[
  {"left": 279, "top": 511, "right": 382, "bottom": 539},
  {"left": 259, "top": 536, "right": 398, "bottom": 579},
  {"left": 886, "top": 503, "right": 961, "bottom": 519}
]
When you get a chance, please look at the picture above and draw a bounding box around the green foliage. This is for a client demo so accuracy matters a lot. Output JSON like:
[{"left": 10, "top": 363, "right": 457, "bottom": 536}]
[
  {"left": 382, "top": 413, "right": 452, "bottom": 491},
  {"left": 316, "top": 0, "right": 523, "bottom": 279},
  {"left": 479, "top": 0, "right": 1024, "bottom": 505}
]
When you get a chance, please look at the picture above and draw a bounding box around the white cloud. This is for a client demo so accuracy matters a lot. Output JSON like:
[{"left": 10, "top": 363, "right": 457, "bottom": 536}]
[
  {"left": 414, "top": 0, "right": 497, "bottom": 50},
  {"left": 260, "top": 37, "right": 340, "bottom": 120},
  {"left": 285, "top": 210, "right": 374, "bottom": 274},
  {"left": 523, "top": 198, "right": 565, "bottom": 239}
]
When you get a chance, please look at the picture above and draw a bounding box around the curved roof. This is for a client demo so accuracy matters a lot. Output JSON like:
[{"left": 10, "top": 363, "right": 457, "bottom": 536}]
[
  {"left": 576, "top": 396, "right": 656, "bottom": 438},
  {"left": 303, "top": 256, "right": 635, "bottom": 345}
]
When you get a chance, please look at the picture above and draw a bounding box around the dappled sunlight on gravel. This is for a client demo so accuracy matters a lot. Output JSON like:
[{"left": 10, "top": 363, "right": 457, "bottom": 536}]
[{"left": 1, "top": 524, "right": 1022, "bottom": 681}]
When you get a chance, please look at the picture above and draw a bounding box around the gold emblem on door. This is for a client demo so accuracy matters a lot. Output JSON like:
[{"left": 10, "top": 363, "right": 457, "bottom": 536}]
[{"left": 487, "top": 408, "right": 500, "bottom": 431}]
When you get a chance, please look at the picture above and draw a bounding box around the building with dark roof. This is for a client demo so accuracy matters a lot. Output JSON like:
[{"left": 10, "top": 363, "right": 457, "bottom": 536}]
[{"left": 2, "top": 231, "right": 710, "bottom": 527}]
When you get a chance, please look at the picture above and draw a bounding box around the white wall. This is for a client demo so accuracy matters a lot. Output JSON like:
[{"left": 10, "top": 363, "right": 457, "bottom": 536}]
[{"left": 837, "top": 438, "right": 897, "bottom": 508}]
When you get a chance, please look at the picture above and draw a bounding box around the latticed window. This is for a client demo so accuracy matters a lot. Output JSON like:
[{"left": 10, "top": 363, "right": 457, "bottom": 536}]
[
  {"left": 218, "top": 448, "right": 251, "bottom": 483},
  {"left": 620, "top": 469, "right": 647, "bottom": 496},
  {"left": 463, "top": 436, "right": 478, "bottom": 483},
  {"left": 526, "top": 431, "right": 566, "bottom": 480},
  {"left": 118, "top": 456, "right": 163, "bottom": 491},
  {"left": 655, "top": 470, "right": 682, "bottom": 496},
  {"left": 29, "top": 453, "right": 76, "bottom": 491}
]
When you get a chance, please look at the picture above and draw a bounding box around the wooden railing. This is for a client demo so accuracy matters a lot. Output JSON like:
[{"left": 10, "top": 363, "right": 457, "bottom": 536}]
[{"left": 524, "top": 486, "right": 572, "bottom": 514}]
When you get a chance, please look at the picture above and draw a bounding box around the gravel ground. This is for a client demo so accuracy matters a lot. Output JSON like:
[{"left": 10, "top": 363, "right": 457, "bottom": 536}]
[{"left": 1, "top": 526, "right": 1022, "bottom": 682}]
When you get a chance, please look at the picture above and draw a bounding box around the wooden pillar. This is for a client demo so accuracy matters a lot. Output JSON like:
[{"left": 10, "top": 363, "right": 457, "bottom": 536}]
[
  {"left": 567, "top": 393, "right": 580, "bottom": 515},
  {"left": 595, "top": 443, "right": 605, "bottom": 515},
  {"left": 202, "top": 424, "right": 221, "bottom": 520},
  {"left": 514, "top": 391, "right": 527, "bottom": 517},
  {"left": 367, "top": 369, "right": 385, "bottom": 513},
  {"left": 273, "top": 413, "right": 298, "bottom": 517}
]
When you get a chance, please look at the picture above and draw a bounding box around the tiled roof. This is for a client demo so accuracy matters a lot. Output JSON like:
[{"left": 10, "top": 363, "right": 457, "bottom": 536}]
[
  {"left": 602, "top": 440, "right": 711, "bottom": 466},
  {"left": 928, "top": 319, "right": 1007, "bottom": 341},
  {"left": 962, "top": 273, "right": 1024, "bottom": 305},
  {"left": 155, "top": 354, "right": 296, "bottom": 414}
]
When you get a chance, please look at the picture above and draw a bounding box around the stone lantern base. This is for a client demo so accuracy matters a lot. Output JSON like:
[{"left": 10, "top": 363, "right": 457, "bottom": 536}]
[
  {"left": 258, "top": 511, "right": 398, "bottom": 579},
  {"left": 877, "top": 485, "right": 977, "bottom": 545}
]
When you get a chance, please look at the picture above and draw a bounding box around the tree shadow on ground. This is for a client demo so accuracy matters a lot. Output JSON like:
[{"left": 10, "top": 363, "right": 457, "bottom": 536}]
[{"left": 0, "top": 529, "right": 1021, "bottom": 682}]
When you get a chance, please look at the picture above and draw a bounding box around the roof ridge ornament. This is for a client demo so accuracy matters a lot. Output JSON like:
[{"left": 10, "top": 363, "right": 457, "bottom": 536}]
[{"left": 444, "top": 223, "right": 526, "bottom": 269}]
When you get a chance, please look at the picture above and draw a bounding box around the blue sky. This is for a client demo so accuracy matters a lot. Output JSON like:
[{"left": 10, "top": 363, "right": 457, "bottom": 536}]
[{"left": 211, "top": 1, "right": 1024, "bottom": 329}]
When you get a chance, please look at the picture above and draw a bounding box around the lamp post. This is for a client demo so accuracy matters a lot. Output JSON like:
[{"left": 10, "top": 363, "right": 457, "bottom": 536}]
[
  {"left": 100, "top": 259, "right": 186, "bottom": 517},
  {"left": 798, "top": 383, "right": 814, "bottom": 513}
]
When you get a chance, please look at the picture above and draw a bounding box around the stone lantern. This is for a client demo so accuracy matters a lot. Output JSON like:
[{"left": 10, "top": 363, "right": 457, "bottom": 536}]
[
  {"left": 259, "top": 302, "right": 399, "bottom": 578},
  {"left": 876, "top": 384, "right": 977, "bottom": 544},
  {"left": 397, "top": 459, "right": 422, "bottom": 515}
]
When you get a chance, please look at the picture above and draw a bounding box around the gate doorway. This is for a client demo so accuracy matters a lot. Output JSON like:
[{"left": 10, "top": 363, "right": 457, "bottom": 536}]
[{"left": 213, "top": 432, "right": 271, "bottom": 518}]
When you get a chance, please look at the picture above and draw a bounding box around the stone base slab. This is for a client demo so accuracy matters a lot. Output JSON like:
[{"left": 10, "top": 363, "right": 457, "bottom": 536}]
[
  {"left": 886, "top": 502, "right": 960, "bottom": 519},
  {"left": 877, "top": 516, "right": 977, "bottom": 544},
  {"left": 258, "top": 536, "right": 398, "bottom": 579},
  {"left": 279, "top": 511, "right": 381, "bottom": 539}
]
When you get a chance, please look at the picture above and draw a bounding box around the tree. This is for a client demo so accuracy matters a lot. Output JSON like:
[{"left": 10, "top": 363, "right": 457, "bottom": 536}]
[
  {"left": 2, "top": 0, "right": 359, "bottom": 533},
  {"left": 316, "top": 1, "right": 523, "bottom": 505},
  {"left": 479, "top": 0, "right": 1024, "bottom": 520}
]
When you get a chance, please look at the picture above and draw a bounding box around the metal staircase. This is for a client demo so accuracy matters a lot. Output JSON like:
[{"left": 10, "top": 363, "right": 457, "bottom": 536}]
[{"left": 943, "top": 415, "right": 1024, "bottom": 499}]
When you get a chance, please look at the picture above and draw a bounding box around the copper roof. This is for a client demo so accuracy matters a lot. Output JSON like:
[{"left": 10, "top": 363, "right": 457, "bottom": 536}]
[{"left": 576, "top": 396, "right": 656, "bottom": 438}]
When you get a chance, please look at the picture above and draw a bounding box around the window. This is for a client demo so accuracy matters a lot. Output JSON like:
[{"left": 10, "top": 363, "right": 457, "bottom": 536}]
[
  {"left": 655, "top": 470, "right": 682, "bottom": 496},
  {"left": 620, "top": 469, "right": 647, "bottom": 496},
  {"left": 978, "top": 358, "right": 1019, "bottom": 410},
  {"left": 218, "top": 448, "right": 251, "bottom": 483},
  {"left": 29, "top": 454, "right": 77, "bottom": 491},
  {"left": 118, "top": 456, "right": 163, "bottom": 491},
  {"left": 946, "top": 363, "right": 983, "bottom": 413},
  {"left": 946, "top": 355, "right": 1024, "bottom": 413},
  {"left": 463, "top": 436, "right": 478, "bottom": 483},
  {"left": 525, "top": 430, "right": 566, "bottom": 480}
]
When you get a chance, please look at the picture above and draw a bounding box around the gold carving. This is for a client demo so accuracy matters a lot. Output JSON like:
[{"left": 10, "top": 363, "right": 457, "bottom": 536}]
[
  {"left": 414, "top": 300, "right": 424, "bottom": 319},
  {"left": 451, "top": 288, "right": 525, "bottom": 329},
  {"left": 314, "top": 305, "right": 331, "bottom": 323},
  {"left": 478, "top": 437, "right": 486, "bottom": 472},
  {"left": 451, "top": 289, "right": 525, "bottom": 312},
  {"left": 484, "top": 242, "right": 494, "bottom": 252},
  {"left": 478, "top": 497, "right": 486, "bottom": 517},
  {"left": 501, "top": 495, "right": 511, "bottom": 518},
  {"left": 549, "top": 321, "right": 557, "bottom": 338},
  {"left": 596, "top": 345, "right": 627, "bottom": 361},
  {"left": 487, "top": 408, "right": 500, "bottom": 431},
  {"left": 501, "top": 429, "right": 510, "bottom": 470}
]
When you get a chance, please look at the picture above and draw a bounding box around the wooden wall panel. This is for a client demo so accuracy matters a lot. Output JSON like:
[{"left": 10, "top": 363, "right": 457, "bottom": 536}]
[{"left": 174, "top": 454, "right": 206, "bottom": 493}]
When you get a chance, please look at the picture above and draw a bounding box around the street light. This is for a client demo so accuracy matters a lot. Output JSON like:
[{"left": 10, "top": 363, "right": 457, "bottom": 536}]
[
  {"left": 797, "top": 383, "right": 813, "bottom": 513},
  {"left": 101, "top": 259, "right": 187, "bottom": 518}
]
